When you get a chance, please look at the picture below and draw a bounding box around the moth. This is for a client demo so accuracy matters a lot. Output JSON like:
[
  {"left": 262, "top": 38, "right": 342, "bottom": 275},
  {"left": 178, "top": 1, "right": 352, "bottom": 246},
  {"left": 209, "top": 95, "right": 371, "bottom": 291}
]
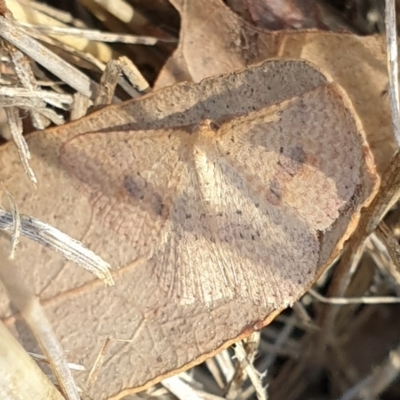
[{"left": 61, "top": 61, "right": 378, "bottom": 307}]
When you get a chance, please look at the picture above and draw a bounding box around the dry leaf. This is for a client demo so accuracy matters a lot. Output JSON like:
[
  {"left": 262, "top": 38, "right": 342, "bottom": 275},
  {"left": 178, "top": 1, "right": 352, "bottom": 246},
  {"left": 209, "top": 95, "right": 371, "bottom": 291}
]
[
  {"left": 0, "top": 59, "right": 378, "bottom": 398},
  {"left": 157, "top": 0, "right": 278, "bottom": 86},
  {"left": 157, "top": 0, "right": 394, "bottom": 175},
  {"left": 226, "top": 0, "right": 324, "bottom": 30}
]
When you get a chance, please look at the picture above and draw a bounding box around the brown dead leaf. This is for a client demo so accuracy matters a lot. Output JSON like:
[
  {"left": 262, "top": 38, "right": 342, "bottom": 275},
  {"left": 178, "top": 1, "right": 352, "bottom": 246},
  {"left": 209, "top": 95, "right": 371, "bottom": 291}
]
[
  {"left": 157, "top": 0, "right": 394, "bottom": 175},
  {"left": 157, "top": 0, "right": 279, "bottom": 86},
  {"left": 227, "top": 0, "right": 324, "bottom": 30},
  {"left": 0, "top": 59, "right": 378, "bottom": 398}
]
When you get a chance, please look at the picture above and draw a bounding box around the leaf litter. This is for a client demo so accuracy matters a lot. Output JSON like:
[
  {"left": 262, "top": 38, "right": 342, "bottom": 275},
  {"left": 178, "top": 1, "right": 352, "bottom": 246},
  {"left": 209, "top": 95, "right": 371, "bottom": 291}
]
[{"left": 0, "top": 2, "right": 393, "bottom": 398}]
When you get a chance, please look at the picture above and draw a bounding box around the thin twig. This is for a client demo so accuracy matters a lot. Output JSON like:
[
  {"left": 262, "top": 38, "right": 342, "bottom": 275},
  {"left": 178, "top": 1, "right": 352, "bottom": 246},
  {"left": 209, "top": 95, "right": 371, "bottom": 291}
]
[
  {"left": 385, "top": 0, "right": 400, "bottom": 146},
  {"left": 86, "top": 337, "right": 111, "bottom": 388},
  {"left": 309, "top": 288, "right": 400, "bottom": 304},
  {"left": 29, "top": 352, "right": 85, "bottom": 372},
  {"left": 18, "top": 22, "right": 173, "bottom": 45},
  {"left": 0, "top": 186, "right": 20, "bottom": 259}
]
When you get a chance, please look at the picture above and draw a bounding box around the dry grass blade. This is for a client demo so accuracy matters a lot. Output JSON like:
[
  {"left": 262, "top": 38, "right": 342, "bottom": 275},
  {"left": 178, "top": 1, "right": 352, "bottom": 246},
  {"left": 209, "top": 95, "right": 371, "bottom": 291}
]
[
  {"left": 215, "top": 350, "right": 236, "bottom": 383},
  {"left": 119, "top": 56, "right": 150, "bottom": 93},
  {"left": 375, "top": 221, "right": 400, "bottom": 272},
  {"left": 86, "top": 337, "right": 111, "bottom": 388},
  {"left": 5, "top": 107, "right": 37, "bottom": 185},
  {"left": 385, "top": 0, "right": 400, "bottom": 146},
  {"left": 366, "top": 232, "right": 400, "bottom": 285},
  {"left": 18, "top": 22, "right": 173, "bottom": 45},
  {"left": 70, "top": 92, "right": 91, "bottom": 121},
  {"left": 0, "top": 249, "right": 80, "bottom": 400},
  {"left": 6, "top": 43, "right": 49, "bottom": 129},
  {"left": 1, "top": 186, "right": 20, "bottom": 259},
  {"left": 0, "top": 209, "right": 113, "bottom": 285},
  {"left": 0, "top": 320, "right": 64, "bottom": 400},
  {"left": 29, "top": 352, "right": 85, "bottom": 372},
  {"left": 205, "top": 357, "right": 227, "bottom": 390},
  {"left": 309, "top": 288, "right": 400, "bottom": 304},
  {"left": 0, "top": 11, "right": 97, "bottom": 97},
  {"left": 94, "top": 59, "right": 121, "bottom": 105},
  {"left": 0, "top": 86, "right": 73, "bottom": 107},
  {"left": 232, "top": 336, "right": 266, "bottom": 400},
  {"left": 162, "top": 374, "right": 225, "bottom": 400}
]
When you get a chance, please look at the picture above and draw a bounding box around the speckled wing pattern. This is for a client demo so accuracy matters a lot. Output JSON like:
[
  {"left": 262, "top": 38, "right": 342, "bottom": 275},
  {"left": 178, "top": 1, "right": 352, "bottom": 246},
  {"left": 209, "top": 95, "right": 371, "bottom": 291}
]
[
  {"left": 62, "top": 130, "right": 186, "bottom": 260},
  {"left": 62, "top": 84, "right": 366, "bottom": 307}
]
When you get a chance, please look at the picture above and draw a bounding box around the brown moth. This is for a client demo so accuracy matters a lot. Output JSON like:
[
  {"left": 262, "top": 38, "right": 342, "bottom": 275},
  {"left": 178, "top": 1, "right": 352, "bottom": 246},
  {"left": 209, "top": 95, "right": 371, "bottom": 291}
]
[{"left": 61, "top": 74, "right": 378, "bottom": 307}]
